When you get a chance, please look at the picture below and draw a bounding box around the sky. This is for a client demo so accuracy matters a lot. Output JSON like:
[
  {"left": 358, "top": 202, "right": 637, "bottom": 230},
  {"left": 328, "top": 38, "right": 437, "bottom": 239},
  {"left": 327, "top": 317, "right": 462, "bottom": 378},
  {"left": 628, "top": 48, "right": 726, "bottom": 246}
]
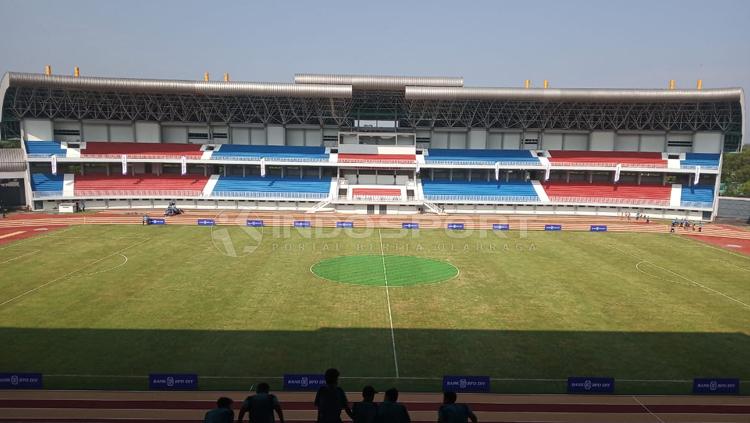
[{"left": 0, "top": 0, "right": 748, "bottom": 130}]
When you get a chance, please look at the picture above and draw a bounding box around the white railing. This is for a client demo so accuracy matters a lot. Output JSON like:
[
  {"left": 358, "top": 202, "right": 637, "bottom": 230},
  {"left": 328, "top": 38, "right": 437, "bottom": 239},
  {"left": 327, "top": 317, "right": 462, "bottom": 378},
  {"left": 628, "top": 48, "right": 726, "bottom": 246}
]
[
  {"left": 551, "top": 161, "right": 665, "bottom": 168},
  {"left": 680, "top": 164, "right": 719, "bottom": 170},
  {"left": 32, "top": 191, "right": 64, "bottom": 198},
  {"left": 338, "top": 158, "right": 416, "bottom": 164},
  {"left": 75, "top": 190, "right": 204, "bottom": 197},
  {"left": 27, "top": 153, "right": 57, "bottom": 158},
  {"left": 549, "top": 196, "right": 671, "bottom": 206},
  {"left": 352, "top": 195, "right": 404, "bottom": 202},
  {"left": 211, "top": 155, "right": 329, "bottom": 163},
  {"left": 425, "top": 194, "right": 540, "bottom": 203},
  {"left": 424, "top": 159, "right": 542, "bottom": 166},
  {"left": 211, "top": 191, "right": 328, "bottom": 200},
  {"left": 81, "top": 154, "right": 191, "bottom": 160},
  {"left": 680, "top": 201, "right": 714, "bottom": 208}
]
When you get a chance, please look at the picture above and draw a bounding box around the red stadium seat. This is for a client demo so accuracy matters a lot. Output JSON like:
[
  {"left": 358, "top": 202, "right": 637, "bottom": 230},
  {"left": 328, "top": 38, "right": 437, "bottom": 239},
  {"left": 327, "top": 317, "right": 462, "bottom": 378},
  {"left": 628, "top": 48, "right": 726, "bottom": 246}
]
[
  {"left": 352, "top": 188, "right": 402, "bottom": 197},
  {"left": 82, "top": 142, "right": 203, "bottom": 158},
  {"left": 74, "top": 175, "right": 209, "bottom": 196},
  {"left": 548, "top": 151, "right": 666, "bottom": 167},
  {"left": 543, "top": 182, "right": 671, "bottom": 205}
]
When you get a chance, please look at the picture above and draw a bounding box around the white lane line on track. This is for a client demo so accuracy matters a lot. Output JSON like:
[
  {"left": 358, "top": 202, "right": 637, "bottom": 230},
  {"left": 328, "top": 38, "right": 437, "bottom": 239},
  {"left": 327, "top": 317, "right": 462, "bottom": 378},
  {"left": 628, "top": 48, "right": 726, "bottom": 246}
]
[
  {"left": 632, "top": 395, "right": 666, "bottom": 423},
  {"left": 0, "top": 231, "right": 25, "bottom": 239},
  {"left": 0, "top": 238, "right": 151, "bottom": 307},
  {"left": 0, "top": 226, "right": 76, "bottom": 251},
  {"left": 378, "top": 228, "right": 400, "bottom": 378}
]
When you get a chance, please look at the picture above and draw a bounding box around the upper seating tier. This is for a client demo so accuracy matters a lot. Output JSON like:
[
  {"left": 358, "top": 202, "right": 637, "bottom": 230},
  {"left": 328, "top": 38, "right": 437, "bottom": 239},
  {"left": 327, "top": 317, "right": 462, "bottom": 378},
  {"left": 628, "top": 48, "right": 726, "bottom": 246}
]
[
  {"left": 338, "top": 153, "right": 415, "bottom": 163},
  {"left": 425, "top": 149, "right": 540, "bottom": 164},
  {"left": 30, "top": 173, "right": 64, "bottom": 192},
  {"left": 543, "top": 182, "right": 671, "bottom": 205},
  {"left": 211, "top": 175, "right": 331, "bottom": 199},
  {"left": 74, "top": 175, "right": 209, "bottom": 196},
  {"left": 422, "top": 179, "right": 539, "bottom": 201},
  {"left": 25, "top": 141, "right": 66, "bottom": 157},
  {"left": 211, "top": 145, "right": 328, "bottom": 161},
  {"left": 682, "top": 153, "right": 720, "bottom": 169},
  {"left": 548, "top": 151, "right": 666, "bottom": 167},
  {"left": 81, "top": 142, "right": 203, "bottom": 158}
]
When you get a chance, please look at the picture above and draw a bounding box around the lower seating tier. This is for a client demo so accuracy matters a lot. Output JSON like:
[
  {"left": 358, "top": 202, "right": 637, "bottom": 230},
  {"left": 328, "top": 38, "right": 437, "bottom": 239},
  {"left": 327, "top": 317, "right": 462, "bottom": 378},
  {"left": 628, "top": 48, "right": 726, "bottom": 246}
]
[
  {"left": 30, "top": 173, "right": 64, "bottom": 192},
  {"left": 210, "top": 175, "right": 331, "bottom": 199},
  {"left": 681, "top": 184, "right": 715, "bottom": 207},
  {"left": 422, "top": 179, "right": 539, "bottom": 202},
  {"left": 74, "top": 175, "right": 209, "bottom": 196},
  {"left": 543, "top": 182, "right": 672, "bottom": 205}
]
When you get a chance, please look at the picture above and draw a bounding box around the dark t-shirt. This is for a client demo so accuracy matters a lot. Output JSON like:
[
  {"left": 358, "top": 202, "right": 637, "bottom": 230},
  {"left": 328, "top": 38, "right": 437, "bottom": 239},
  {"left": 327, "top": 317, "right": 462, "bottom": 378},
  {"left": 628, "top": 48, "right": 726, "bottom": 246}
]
[
  {"left": 243, "top": 393, "right": 280, "bottom": 423},
  {"left": 204, "top": 407, "right": 234, "bottom": 423},
  {"left": 376, "top": 400, "right": 410, "bottom": 423},
  {"left": 352, "top": 401, "right": 378, "bottom": 423},
  {"left": 438, "top": 403, "right": 473, "bottom": 423},
  {"left": 314, "top": 385, "right": 349, "bottom": 423}
]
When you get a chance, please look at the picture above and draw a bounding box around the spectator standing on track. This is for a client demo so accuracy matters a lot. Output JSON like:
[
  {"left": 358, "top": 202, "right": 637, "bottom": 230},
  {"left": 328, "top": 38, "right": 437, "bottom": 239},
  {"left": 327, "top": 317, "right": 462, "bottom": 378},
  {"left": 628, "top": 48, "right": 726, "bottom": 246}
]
[
  {"left": 376, "top": 388, "right": 410, "bottom": 423},
  {"left": 204, "top": 397, "right": 234, "bottom": 423},
  {"left": 314, "top": 368, "right": 352, "bottom": 423},
  {"left": 237, "top": 382, "right": 285, "bottom": 423},
  {"left": 438, "top": 391, "right": 478, "bottom": 423},
  {"left": 352, "top": 385, "right": 378, "bottom": 423}
]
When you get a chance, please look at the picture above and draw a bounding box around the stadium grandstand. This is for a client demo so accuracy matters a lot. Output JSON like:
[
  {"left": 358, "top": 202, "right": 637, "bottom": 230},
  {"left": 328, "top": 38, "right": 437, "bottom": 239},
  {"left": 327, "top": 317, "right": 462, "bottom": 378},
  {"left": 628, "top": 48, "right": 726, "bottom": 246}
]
[{"left": 0, "top": 69, "right": 744, "bottom": 220}]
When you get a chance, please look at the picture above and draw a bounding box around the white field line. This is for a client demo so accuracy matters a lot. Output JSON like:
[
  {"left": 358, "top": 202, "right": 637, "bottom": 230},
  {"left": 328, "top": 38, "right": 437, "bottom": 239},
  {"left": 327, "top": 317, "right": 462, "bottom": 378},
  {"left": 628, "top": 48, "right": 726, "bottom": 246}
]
[
  {"left": 0, "top": 238, "right": 151, "bottom": 307},
  {"left": 0, "top": 249, "right": 38, "bottom": 265},
  {"left": 632, "top": 395, "right": 666, "bottom": 423},
  {"left": 0, "top": 226, "right": 76, "bottom": 251},
  {"left": 378, "top": 228, "right": 399, "bottom": 378},
  {"left": 83, "top": 253, "right": 129, "bottom": 276}
]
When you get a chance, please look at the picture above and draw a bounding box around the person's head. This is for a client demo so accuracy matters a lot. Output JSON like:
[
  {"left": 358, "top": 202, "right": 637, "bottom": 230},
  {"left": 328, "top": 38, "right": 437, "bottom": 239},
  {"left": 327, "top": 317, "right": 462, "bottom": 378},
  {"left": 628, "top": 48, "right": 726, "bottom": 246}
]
[
  {"left": 384, "top": 388, "right": 398, "bottom": 402},
  {"left": 443, "top": 391, "right": 457, "bottom": 404},
  {"left": 362, "top": 385, "right": 377, "bottom": 401},
  {"left": 256, "top": 382, "right": 270, "bottom": 394},
  {"left": 324, "top": 368, "right": 340, "bottom": 385},
  {"left": 216, "top": 397, "right": 233, "bottom": 409}
]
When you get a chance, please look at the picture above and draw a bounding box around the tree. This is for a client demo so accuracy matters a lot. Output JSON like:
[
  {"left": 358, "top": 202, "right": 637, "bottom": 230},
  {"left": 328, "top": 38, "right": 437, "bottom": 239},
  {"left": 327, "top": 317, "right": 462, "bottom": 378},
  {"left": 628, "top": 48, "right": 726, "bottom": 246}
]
[{"left": 721, "top": 148, "right": 750, "bottom": 197}]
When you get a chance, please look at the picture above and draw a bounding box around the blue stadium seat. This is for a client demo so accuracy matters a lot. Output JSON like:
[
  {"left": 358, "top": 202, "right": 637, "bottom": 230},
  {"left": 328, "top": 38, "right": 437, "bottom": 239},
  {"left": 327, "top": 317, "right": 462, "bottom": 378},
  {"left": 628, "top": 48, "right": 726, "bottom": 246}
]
[
  {"left": 681, "top": 153, "right": 720, "bottom": 169},
  {"left": 681, "top": 184, "right": 715, "bottom": 207},
  {"left": 30, "top": 173, "right": 64, "bottom": 192},
  {"left": 211, "top": 145, "right": 328, "bottom": 161},
  {"left": 425, "top": 149, "right": 540, "bottom": 164},
  {"left": 211, "top": 175, "right": 331, "bottom": 199},
  {"left": 422, "top": 179, "right": 539, "bottom": 202},
  {"left": 25, "top": 141, "right": 66, "bottom": 157}
]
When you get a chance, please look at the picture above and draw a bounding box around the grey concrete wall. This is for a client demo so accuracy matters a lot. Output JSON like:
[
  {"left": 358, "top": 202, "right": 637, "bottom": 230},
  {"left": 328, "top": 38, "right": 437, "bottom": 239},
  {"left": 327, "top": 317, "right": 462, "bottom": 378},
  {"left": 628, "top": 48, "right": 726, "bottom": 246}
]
[{"left": 717, "top": 197, "right": 750, "bottom": 220}]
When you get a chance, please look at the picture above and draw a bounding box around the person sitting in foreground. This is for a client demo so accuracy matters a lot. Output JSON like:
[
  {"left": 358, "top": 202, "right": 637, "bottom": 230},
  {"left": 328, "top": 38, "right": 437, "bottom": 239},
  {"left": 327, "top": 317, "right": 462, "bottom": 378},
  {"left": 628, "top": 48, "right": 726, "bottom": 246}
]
[
  {"left": 376, "top": 388, "right": 410, "bottom": 423},
  {"left": 314, "top": 368, "right": 353, "bottom": 423},
  {"left": 438, "top": 391, "right": 478, "bottom": 423},
  {"left": 204, "top": 397, "right": 234, "bottom": 423},
  {"left": 352, "top": 385, "right": 378, "bottom": 423},
  {"left": 238, "top": 382, "right": 285, "bottom": 423}
]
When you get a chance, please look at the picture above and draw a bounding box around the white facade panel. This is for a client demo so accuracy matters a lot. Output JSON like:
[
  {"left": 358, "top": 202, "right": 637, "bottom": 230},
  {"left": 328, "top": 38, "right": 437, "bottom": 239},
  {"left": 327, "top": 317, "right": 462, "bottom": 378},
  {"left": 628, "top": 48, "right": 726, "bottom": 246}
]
[
  {"left": 250, "top": 128, "right": 266, "bottom": 145},
  {"left": 467, "top": 129, "right": 487, "bottom": 150},
  {"left": 431, "top": 131, "right": 449, "bottom": 148},
  {"left": 542, "top": 133, "right": 563, "bottom": 150},
  {"left": 487, "top": 132, "right": 503, "bottom": 149},
  {"left": 503, "top": 133, "right": 521, "bottom": 149},
  {"left": 109, "top": 124, "right": 134, "bottom": 142},
  {"left": 231, "top": 127, "right": 251, "bottom": 145},
  {"left": 449, "top": 132, "right": 467, "bottom": 149},
  {"left": 135, "top": 121, "right": 160, "bottom": 143},
  {"left": 162, "top": 126, "right": 187, "bottom": 143},
  {"left": 266, "top": 125, "right": 285, "bottom": 146},
  {"left": 304, "top": 129, "right": 322, "bottom": 146},
  {"left": 24, "top": 118, "right": 54, "bottom": 141},
  {"left": 693, "top": 132, "right": 722, "bottom": 153},
  {"left": 286, "top": 129, "right": 305, "bottom": 146},
  {"left": 615, "top": 134, "right": 639, "bottom": 151},
  {"left": 589, "top": 131, "right": 615, "bottom": 151},
  {"left": 640, "top": 134, "right": 665, "bottom": 152},
  {"left": 82, "top": 123, "right": 107, "bottom": 142},
  {"left": 563, "top": 134, "right": 588, "bottom": 150}
]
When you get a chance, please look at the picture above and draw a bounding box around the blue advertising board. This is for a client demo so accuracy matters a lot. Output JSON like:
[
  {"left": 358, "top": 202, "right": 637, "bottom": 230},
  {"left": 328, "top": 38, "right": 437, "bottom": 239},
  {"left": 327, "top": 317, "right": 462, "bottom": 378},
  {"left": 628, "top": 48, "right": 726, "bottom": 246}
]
[
  {"left": 492, "top": 223, "right": 510, "bottom": 231},
  {"left": 567, "top": 377, "right": 614, "bottom": 393},
  {"left": 590, "top": 225, "right": 608, "bottom": 232},
  {"left": 246, "top": 220, "right": 264, "bottom": 227},
  {"left": 148, "top": 218, "right": 166, "bottom": 225},
  {"left": 0, "top": 373, "right": 42, "bottom": 389},
  {"left": 447, "top": 223, "right": 465, "bottom": 230},
  {"left": 197, "top": 219, "right": 215, "bottom": 226},
  {"left": 402, "top": 222, "right": 419, "bottom": 229},
  {"left": 544, "top": 224, "right": 562, "bottom": 231},
  {"left": 693, "top": 378, "right": 740, "bottom": 394},
  {"left": 148, "top": 373, "right": 198, "bottom": 390},
  {"left": 293, "top": 221, "right": 311, "bottom": 228},
  {"left": 442, "top": 376, "right": 491, "bottom": 393},
  {"left": 283, "top": 374, "right": 326, "bottom": 391},
  {"left": 336, "top": 221, "right": 354, "bottom": 228}
]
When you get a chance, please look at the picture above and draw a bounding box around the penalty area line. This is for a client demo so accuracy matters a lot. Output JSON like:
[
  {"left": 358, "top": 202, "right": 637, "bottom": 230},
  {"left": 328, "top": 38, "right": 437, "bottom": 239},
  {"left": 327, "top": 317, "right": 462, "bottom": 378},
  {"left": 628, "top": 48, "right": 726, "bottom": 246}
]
[{"left": 378, "top": 228, "right": 400, "bottom": 378}]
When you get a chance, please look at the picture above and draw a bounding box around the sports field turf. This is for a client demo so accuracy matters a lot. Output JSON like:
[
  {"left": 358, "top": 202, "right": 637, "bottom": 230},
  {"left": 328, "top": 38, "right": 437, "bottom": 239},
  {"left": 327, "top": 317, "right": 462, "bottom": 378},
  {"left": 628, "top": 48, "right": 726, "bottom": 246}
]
[{"left": 0, "top": 224, "right": 749, "bottom": 394}]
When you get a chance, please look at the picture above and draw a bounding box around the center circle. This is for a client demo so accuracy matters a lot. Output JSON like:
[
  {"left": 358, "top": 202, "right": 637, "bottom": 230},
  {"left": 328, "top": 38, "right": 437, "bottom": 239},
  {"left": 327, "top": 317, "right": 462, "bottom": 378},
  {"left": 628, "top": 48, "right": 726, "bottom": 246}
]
[{"left": 311, "top": 255, "right": 459, "bottom": 287}]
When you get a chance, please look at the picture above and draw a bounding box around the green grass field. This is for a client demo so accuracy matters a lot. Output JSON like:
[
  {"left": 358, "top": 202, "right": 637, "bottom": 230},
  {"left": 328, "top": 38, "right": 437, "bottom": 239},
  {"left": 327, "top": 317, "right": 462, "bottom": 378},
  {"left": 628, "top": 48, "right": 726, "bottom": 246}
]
[{"left": 1, "top": 224, "right": 749, "bottom": 394}]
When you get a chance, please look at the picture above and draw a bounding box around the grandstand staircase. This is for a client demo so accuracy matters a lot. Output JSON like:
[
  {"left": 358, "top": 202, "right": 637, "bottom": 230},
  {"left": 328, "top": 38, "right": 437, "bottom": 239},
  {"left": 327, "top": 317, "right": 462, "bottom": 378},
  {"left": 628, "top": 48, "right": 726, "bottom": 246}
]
[
  {"left": 306, "top": 198, "right": 332, "bottom": 214},
  {"left": 422, "top": 199, "right": 446, "bottom": 215}
]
